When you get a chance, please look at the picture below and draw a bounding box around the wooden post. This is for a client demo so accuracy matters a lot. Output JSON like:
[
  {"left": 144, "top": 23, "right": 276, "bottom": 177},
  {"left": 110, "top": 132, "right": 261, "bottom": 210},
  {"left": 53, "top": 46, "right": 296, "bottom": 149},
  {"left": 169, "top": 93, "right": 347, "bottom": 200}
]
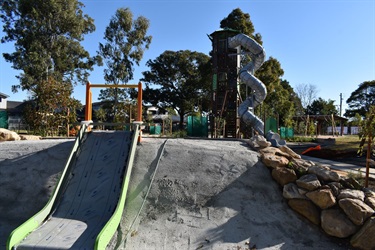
[
  {"left": 85, "top": 82, "right": 91, "bottom": 121},
  {"left": 137, "top": 82, "right": 142, "bottom": 142},
  {"left": 365, "top": 131, "right": 371, "bottom": 188}
]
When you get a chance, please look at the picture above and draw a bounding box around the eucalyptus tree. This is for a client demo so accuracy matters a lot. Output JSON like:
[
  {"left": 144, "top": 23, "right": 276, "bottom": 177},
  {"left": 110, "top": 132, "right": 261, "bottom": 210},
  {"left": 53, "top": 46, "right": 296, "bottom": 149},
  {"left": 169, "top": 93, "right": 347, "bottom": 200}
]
[
  {"left": 1, "top": 0, "right": 99, "bottom": 92},
  {"left": 97, "top": 7, "right": 152, "bottom": 122},
  {"left": 1, "top": 0, "right": 99, "bottom": 133}
]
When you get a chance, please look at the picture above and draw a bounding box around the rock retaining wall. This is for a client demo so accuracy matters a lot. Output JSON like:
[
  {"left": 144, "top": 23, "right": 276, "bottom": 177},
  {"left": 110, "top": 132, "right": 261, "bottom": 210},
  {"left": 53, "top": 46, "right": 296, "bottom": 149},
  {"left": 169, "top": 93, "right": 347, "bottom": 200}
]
[{"left": 250, "top": 135, "right": 375, "bottom": 250}]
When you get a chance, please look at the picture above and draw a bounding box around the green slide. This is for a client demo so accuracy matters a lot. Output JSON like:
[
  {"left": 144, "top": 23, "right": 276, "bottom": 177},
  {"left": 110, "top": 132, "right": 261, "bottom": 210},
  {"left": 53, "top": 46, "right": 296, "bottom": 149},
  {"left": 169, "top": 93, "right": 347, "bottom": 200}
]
[{"left": 7, "top": 123, "right": 140, "bottom": 249}]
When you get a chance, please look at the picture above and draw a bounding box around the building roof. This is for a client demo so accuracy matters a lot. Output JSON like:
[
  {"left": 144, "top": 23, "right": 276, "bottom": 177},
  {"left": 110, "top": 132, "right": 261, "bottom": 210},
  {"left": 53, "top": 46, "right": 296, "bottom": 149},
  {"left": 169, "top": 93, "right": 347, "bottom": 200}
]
[
  {"left": 6, "top": 101, "right": 28, "bottom": 114},
  {"left": 0, "top": 92, "right": 9, "bottom": 99}
]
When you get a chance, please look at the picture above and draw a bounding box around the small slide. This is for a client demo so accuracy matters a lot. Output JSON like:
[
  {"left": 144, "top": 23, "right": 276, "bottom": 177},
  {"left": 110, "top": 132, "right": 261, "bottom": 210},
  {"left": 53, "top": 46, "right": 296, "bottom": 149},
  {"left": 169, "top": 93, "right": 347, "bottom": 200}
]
[{"left": 7, "top": 124, "right": 140, "bottom": 249}]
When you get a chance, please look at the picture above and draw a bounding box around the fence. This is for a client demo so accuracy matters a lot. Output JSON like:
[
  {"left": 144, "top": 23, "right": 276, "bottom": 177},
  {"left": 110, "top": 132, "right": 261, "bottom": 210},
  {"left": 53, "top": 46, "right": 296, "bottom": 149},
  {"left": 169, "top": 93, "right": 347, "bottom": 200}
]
[
  {"left": 280, "top": 127, "right": 294, "bottom": 139},
  {"left": 187, "top": 116, "right": 208, "bottom": 137}
]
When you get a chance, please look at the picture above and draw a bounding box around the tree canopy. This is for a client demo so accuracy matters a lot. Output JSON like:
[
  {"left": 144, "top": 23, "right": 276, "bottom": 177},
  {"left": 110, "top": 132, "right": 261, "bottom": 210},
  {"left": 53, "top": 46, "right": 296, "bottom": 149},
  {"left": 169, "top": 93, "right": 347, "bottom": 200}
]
[
  {"left": 97, "top": 7, "right": 151, "bottom": 122},
  {"left": 1, "top": 0, "right": 98, "bottom": 134},
  {"left": 306, "top": 97, "right": 338, "bottom": 116},
  {"left": 220, "top": 7, "right": 262, "bottom": 44},
  {"left": 1, "top": 0, "right": 100, "bottom": 92},
  {"left": 98, "top": 7, "right": 152, "bottom": 85},
  {"left": 141, "top": 50, "right": 211, "bottom": 129},
  {"left": 345, "top": 80, "right": 375, "bottom": 118}
]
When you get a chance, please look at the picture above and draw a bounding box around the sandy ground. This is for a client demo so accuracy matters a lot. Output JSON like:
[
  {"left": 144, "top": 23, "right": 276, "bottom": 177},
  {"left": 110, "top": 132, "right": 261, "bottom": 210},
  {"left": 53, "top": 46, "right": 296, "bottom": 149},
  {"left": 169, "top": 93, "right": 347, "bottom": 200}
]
[{"left": 0, "top": 137, "right": 351, "bottom": 249}]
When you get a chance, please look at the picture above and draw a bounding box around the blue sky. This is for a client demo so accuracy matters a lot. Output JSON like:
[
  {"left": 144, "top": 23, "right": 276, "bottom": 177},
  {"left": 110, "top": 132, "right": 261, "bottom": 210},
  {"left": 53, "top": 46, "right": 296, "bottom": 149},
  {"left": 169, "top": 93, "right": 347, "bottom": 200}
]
[{"left": 1, "top": 0, "right": 374, "bottom": 114}]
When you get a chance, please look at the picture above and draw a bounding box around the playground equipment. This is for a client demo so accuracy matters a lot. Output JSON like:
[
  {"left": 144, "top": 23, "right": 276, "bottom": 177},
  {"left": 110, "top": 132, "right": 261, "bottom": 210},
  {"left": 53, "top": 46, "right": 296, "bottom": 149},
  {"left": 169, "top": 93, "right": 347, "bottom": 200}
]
[
  {"left": 228, "top": 33, "right": 267, "bottom": 136},
  {"left": 209, "top": 29, "right": 285, "bottom": 146},
  {"left": 7, "top": 83, "right": 144, "bottom": 249}
]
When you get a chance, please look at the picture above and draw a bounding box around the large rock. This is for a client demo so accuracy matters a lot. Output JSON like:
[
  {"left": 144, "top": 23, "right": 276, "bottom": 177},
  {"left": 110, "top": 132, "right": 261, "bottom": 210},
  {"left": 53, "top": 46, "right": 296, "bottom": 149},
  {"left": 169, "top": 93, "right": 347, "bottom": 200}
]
[
  {"left": 339, "top": 198, "right": 374, "bottom": 225},
  {"left": 338, "top": 189, "right": 365, "bottom": 201},
  {"left": 308, "top": 165, "right": 340, "bottom": 182},
  {"left": 259, "top": 146, "right": 291, "bottom": 159},
  {"left": 365, "top": 191, "right": 375, "bottom": 210},
  {"left": 288, "top": 158, "right": 314, "bottom": 176},
  {"left": 278, "top": 145, "right": 301, "bottom": 159},
  {"left": 365, "top": 196, "right": 375, "bottom": 210},
  {"left": 20, "top": 135, "right": 42, "bottom": 140},
  {"left": 272, "top": 167, "right": 297, "bottom": 186},
  {"left": 248, "top": 135, "right": 271, "bottom": 149},
  {"left": 327, "top": 182, "right": 342, "bottom": 197},
  {"left": 350, "top": 216, "right": 375, "bottom": 250},
  {"left": 0, "top": 128, "right": 20, "bottom": 141},
  {"left": 321, "top": 208, "right": 359, "bottom": 238},
  {"left": 296, "top": 174, "right": 321, "bottom": 191},
  {"left": 306, "top": 189, "right": 336, "bottom": 209},
  {"left": 261, "top": 152, "right": 289, "bottom": 169},
  {"left": 283, "top": 183, "right": 306, "bottom": 200},
  {"left": 288, "top": 199, "right": 320, "bottom": 225}
]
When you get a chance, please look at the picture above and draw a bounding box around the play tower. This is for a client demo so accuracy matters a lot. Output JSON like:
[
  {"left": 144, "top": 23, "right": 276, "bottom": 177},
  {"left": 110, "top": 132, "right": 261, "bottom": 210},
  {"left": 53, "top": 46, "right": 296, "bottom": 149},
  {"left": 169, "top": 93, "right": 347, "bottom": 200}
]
[{"left": 209, "top": 28, "right": 241, "bottom": 138}]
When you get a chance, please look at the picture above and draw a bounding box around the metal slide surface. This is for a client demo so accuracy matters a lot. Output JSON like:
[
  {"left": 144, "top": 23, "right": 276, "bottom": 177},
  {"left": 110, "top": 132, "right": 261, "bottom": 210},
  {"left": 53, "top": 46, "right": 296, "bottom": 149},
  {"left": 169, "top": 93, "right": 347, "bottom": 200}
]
[
  {"left": 228, "top": 33, "right": 267, "bottom": 136},
  {"left": 15, "top": 130, "right": 133, "bottom": 249}
]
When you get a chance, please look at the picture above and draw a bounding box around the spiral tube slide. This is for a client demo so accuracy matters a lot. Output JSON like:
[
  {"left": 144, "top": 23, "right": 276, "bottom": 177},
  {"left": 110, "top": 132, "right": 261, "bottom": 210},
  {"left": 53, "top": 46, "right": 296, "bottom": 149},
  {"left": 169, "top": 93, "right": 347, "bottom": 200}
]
[{"left": 228, "top": 33, "right": 267, "bottom": 136}]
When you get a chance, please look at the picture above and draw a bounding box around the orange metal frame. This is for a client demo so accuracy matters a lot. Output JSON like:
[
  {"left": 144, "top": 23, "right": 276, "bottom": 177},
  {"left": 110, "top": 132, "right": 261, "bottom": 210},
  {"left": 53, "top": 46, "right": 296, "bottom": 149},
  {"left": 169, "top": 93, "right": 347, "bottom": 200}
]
[{"left": 84, "top": 82, "right": 143, "bottom": 141}]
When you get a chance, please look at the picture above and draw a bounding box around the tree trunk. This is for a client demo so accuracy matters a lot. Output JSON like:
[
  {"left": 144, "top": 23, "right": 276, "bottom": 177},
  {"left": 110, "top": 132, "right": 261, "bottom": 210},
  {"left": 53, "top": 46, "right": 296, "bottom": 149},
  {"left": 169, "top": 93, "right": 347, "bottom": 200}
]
[{"left": 179, "top": 111, "right": 184, "bottom": 130}]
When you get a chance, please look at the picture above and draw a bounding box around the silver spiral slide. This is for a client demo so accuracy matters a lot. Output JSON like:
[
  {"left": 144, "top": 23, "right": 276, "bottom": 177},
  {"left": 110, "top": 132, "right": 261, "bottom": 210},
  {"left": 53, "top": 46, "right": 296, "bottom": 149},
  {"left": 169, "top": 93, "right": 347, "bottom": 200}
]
[
  {"left": 228, "top": 33, "right": 267, "bottom": 136},
  {"left": 228, "top": 33, "right": 286, "bottom": 147}
]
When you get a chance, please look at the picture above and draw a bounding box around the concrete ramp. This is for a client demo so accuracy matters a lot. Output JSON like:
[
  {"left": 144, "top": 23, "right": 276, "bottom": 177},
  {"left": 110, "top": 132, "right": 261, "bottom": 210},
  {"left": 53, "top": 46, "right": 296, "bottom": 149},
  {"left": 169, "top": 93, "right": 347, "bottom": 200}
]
[{"left": 15, "top": 131, "right": 132, "bottom": 249}]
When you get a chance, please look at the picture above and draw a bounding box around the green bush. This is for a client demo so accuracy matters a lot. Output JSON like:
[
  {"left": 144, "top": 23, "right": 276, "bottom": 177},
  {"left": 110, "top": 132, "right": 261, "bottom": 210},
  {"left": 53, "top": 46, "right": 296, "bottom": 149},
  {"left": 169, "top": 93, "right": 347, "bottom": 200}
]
[{"left": 172, "top": 130, "right": 187, "bottom": 138}]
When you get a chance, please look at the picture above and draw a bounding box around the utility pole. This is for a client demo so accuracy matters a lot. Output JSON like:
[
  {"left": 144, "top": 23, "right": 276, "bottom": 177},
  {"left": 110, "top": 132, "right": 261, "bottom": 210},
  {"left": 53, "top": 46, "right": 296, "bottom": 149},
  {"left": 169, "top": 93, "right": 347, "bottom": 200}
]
[{"left": 339, "top": 93, "right": 343, "bottom": 117}]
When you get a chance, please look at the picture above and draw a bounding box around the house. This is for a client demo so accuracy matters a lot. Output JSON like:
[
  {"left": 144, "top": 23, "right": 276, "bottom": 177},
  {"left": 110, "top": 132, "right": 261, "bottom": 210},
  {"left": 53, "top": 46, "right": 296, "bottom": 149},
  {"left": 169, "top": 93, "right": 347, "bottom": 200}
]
[
  {"left": 0, "top": 92, "right": 10, "bottom": 128},
  {"left": 7, "top": 101, "right": 28, "bottom": 131}
]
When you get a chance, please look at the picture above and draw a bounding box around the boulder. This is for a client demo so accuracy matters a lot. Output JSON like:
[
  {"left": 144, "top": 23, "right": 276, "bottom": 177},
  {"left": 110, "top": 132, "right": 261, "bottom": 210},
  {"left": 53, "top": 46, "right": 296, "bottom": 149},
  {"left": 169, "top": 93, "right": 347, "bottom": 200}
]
[
  {"left": 338, "top": 189, "right": 365, "bottom": 201},
  {"left": 288, "top": 158, "right": 313, "bottom": 176},
  {"left": 272, "top": 167, "right": 297, "bottom": 186},
  {"left": 308, "top": 165, "right": 340, "bottom": 182},
  {"left": 0, "top": 128, "right": 20, "bottom": 141},
  {"left": 259, "top": 146, "right": 291, "bottom": 159},
  {"left": 20, "top": 135, "right": 42, "bottom": 140},
  {"left": 283, "top": 183, "right": 306, "bottom": 200},
  {"left": 288, "top": 199, "right": 320, "bottom": 225},
  {"left": 296, "top": 174, "right": 321, "bottom": 191},
  {"left": 350, "top": 216, "right": 375, "bottom": 250},
  {"left": 365, "top": 189, "right": 375, "bottom": 198},
  {"left": 321, "top": 208, "right": 359, "bottom": 238},
  {"left": 327, "top": 182, "right": 342, "bottom": 197},
  {"left": 278, "top": 145, "right": 301, "bottom": 159},
  {"left": 261, "top": 153, "right": 289, "bottom": 169},
  {"left": 339, "top": 198, "right": 374, "bottom": 226},
  {"left": 248, "top": 135, "right": 271, "bottom": 149},
  {"left": 306, "top": 189, "right": 336, "bottom": 209},
  {"left": 365, "top": 195, "right": 375, "bottom": 210}
]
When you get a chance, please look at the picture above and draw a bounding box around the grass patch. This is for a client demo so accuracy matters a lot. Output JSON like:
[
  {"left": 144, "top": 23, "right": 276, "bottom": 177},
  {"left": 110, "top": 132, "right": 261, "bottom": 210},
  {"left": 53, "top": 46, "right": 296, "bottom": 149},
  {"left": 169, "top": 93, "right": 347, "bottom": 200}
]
[
  {"left": 287, "top": 136, "right": 316, "bottom": 142},
  {"left": 327, "top": 135, "right": 362, "bottom": 151}
]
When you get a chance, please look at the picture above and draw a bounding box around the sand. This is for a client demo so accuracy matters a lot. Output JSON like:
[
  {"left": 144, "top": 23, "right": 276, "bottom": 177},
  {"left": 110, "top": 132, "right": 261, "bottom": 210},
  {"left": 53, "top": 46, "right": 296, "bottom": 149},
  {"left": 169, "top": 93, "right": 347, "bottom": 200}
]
[{"left": 0, "top": 137, "right": 351, "bottom": 249}]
